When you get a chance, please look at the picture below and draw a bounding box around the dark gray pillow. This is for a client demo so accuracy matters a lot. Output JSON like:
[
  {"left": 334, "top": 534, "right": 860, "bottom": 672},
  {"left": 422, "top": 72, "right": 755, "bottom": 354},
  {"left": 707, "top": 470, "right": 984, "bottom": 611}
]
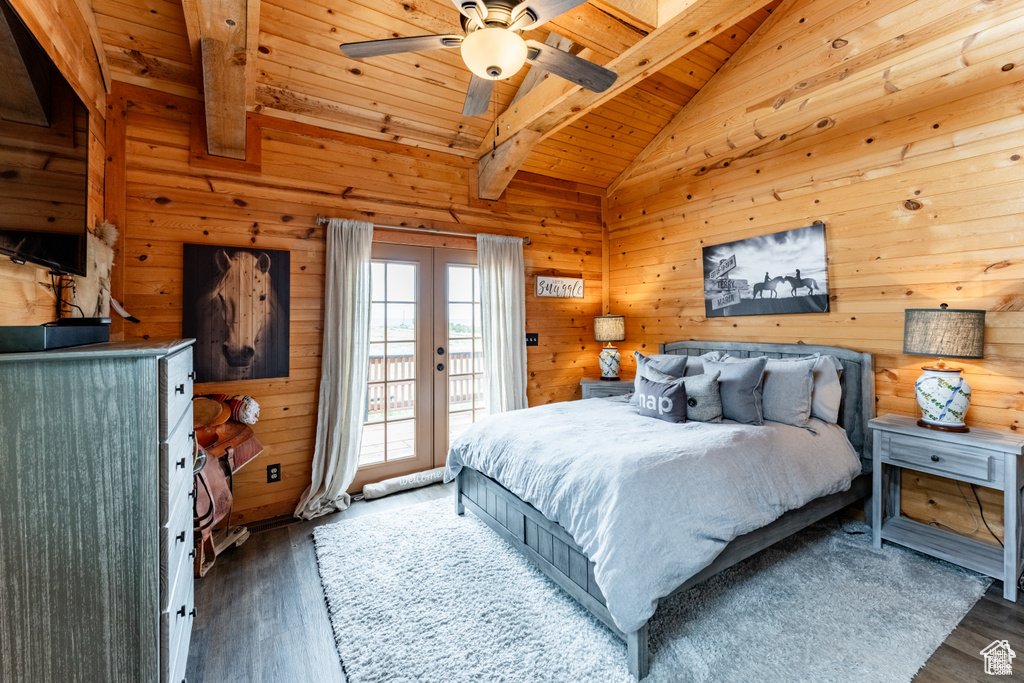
[
  {"left": 632, "top": 351, "right": 722, "bottom": 405},
  {"left": 635, "top": 375, "right": 688, "bottom": 423},
  {"left": 681, "top": 370, "right": 723, "bottom": 423},
  {"left": 762, "top": 357, "right": 816, "bottom": 428},
  {"left": 703, "top": 357, "right": 767, "bottom": 425}
]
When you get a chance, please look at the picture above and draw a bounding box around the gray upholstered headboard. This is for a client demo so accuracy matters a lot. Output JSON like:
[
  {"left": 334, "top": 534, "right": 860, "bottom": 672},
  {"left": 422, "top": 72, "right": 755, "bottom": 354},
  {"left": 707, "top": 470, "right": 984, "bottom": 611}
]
[{"left": 659, "top": 340, "right": 875, "bottom": 464}]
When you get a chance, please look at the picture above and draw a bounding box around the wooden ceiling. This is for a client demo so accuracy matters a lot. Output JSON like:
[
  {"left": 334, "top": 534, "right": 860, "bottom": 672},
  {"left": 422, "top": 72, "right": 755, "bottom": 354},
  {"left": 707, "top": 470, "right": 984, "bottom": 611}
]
[{"left": 90, "top": 0, "right": 778, "bottom": 188}]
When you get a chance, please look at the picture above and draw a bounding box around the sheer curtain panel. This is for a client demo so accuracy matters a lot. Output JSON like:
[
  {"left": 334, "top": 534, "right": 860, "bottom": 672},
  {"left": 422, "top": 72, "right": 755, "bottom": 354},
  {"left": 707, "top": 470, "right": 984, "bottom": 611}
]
[
  {"left": 477, "top": 234, "right": 528, "bottom": 413},
  {"left": 295, "top": 219, "right": 373, "bottom": 519}
]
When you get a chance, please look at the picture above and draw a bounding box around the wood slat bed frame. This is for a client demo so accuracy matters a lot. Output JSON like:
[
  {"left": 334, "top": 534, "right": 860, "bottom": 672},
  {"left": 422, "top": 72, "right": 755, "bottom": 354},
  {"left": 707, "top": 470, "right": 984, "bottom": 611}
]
[{"left": 455, "top": 341, "right": 874, "bottom": 679}]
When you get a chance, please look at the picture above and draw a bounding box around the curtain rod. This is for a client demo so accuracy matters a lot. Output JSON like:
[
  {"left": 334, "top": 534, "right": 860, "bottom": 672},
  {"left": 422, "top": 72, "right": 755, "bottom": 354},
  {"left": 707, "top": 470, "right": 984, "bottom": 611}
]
[{"left": 315, "top": 215, "right": 531, "bottom": 245}]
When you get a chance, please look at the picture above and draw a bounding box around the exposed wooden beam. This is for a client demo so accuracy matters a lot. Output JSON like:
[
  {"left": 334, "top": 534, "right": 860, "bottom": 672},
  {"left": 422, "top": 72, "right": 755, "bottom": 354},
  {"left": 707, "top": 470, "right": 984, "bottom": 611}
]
[
  {"left": 72, "top": 0, "right": 111, "bottom": 93},
  {"left": 476, "top": 0, "right": 767, "bottom": 198},
  {"left": 182, "top": 0, "right": 260, "bottom": 160},
  {"left": 607, "top": 0, "right": 790, "bottom": 194},
  {"left": 0, "top": 1, "right": 49, "bottom": 126},
  {"left": 478, "top": 129, "right": 543, "bottom": 200},
  {"left": 546, "top": 3, "right": 647, "bottom": 58},
  {"left": 592, "top": 0, "right": 657, "bottom": 31}
]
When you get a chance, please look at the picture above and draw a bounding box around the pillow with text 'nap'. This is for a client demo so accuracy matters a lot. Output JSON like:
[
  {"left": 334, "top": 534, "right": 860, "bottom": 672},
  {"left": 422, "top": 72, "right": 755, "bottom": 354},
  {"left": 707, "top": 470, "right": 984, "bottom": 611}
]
[
  {"left": 635, "top": 374, "right": 688, "bottom": 423},
  {"left": 644, "top": 365, "right": 723, "bottom": 423},
  {"left": 703, "top": 357, "right": 767, "bottom": 425},
  {"left": 630, "top": 351, "right": 723, "bottom": 406}
]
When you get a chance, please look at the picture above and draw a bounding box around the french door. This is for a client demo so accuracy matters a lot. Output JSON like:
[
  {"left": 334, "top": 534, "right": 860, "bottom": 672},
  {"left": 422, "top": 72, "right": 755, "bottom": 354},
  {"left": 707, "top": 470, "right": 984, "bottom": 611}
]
[{"left": 350, "top": 244, "right": 485, "bottom": 491}]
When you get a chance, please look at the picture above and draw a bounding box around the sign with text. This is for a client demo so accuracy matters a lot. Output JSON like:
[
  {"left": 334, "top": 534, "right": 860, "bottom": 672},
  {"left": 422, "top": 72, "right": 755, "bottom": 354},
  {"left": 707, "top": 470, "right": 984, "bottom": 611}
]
[
  {"left": 708, "top": 255, "right": 736, "bottom": 280},
  {"left": 704, "top": 278, "right": 749, "bottom": 291},
  {"left": 711, "top": 289, "right": 742, "bottom": 310},
  {"left": 536, "top": 276, "right": 584, "bottom": 299}
]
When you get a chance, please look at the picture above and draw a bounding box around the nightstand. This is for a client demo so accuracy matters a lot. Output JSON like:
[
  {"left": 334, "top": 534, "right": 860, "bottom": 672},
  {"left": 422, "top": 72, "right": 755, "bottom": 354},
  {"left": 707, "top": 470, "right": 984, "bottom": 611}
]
[
  {"left": 870, "top": 414, "right": 1024, "bottom": 601},
  {"left": 580, "top": 377, "right": 634, "bottom": 399}
]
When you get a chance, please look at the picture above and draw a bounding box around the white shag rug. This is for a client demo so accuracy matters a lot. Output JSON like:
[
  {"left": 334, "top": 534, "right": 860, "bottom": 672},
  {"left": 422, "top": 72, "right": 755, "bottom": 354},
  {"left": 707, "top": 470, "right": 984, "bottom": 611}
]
[{"left": 313, "top": 497, "right": 991, "bottom": 683}]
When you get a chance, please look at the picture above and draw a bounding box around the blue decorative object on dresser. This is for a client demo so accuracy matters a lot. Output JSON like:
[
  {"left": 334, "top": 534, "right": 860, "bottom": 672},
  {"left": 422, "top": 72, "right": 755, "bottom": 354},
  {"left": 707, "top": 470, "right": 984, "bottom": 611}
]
[{"left": 594, "top": 315, "right": 626, "bottom": 380}]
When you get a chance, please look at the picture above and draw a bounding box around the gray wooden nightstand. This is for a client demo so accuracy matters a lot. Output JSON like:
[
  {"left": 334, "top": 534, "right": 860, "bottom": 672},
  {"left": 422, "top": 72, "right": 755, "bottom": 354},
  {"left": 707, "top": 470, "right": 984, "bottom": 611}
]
[
  {"left": 580, "top": 376, "right": 634, "bottom": 399},
  {"left": 870, "top": 414, "right": 1024, "bottom": 601}
]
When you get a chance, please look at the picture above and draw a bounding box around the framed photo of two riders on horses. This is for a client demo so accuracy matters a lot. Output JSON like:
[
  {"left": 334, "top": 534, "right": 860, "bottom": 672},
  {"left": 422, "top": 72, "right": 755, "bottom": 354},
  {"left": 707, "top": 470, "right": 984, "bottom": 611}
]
[{"left": 702, "top": 224, "right": 829, "bottom": 318}]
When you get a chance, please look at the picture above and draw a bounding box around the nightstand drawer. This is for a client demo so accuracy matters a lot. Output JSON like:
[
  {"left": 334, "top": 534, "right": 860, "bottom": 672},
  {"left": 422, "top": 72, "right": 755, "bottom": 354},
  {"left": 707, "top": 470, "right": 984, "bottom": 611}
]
[{"left": 883, "top": 432, "right": 997, "bottom": 482}]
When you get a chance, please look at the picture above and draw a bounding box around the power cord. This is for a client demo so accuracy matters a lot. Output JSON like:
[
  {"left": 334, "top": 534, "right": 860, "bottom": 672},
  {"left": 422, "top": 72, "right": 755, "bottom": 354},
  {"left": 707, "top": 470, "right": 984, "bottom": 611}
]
[
  {"left": 49, "top": 271, "right": 85, "bottom": 319},
  {"left": 971, "top": 483, "right": 1003, "bottom": 548}
]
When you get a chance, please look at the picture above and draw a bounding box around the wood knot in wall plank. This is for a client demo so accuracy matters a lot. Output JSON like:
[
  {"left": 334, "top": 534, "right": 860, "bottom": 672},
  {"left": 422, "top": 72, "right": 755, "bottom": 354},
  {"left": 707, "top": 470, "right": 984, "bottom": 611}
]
[{"left": 903, "top": 199, "right": 922, "bottom": 210}]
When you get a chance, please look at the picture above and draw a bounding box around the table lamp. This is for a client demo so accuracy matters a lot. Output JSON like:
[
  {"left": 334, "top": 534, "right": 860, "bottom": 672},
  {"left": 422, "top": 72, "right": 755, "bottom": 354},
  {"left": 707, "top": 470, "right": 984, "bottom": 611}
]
[
  {"left": 903, "top": 303, "right": 985, "bottom": 432},
  {"left": 594, "top": 315, "right": 626, "bottom": 381}
]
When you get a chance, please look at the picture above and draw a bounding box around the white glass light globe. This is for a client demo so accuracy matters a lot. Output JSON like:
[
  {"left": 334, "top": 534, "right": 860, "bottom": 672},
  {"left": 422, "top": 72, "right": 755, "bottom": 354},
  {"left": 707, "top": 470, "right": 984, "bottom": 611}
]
[{"left": 460, "top": 28, "right": 527, "bottom": 80}]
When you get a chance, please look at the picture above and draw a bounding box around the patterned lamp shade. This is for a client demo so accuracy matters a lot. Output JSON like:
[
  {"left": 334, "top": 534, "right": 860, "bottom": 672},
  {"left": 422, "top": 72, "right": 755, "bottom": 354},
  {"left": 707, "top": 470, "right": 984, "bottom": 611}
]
[
  {"left": 903, "top": 305, "right": 985, "bottom": 359},
  {"left": 594, "top": 315, "right": 626, "bottom": 343},
  {"left": 903, "top": 304, "right": 985, "bottom": 433}
]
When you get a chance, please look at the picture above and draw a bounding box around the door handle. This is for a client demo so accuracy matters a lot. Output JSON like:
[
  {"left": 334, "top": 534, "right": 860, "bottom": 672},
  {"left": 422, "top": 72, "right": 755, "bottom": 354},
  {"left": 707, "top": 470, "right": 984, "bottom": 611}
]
[
  {"left": 437, "top": 346, "right": 445, "bottom": 355},
  {"left": 437, "top": 363, "right": 445, "bottom": 372}
]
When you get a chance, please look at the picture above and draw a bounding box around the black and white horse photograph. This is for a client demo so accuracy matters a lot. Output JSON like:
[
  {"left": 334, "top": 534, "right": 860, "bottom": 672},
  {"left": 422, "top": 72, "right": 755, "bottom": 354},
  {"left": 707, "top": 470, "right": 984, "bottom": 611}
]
[
  {"left": 183, "top": 244, "right": 290, "bottom": 382},
  {"left": 702, "top": 224, "right": 829, "bottom": 318}
]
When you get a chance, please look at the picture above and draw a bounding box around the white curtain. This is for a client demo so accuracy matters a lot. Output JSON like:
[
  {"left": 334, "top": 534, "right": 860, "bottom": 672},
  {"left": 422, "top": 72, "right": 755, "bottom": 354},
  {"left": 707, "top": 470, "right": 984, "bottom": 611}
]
[
  {"left": 477, "top": 234, "right": 528, "bottom": 414},
  {"left": 295, "top": 218, "right": 373, "bottom": 519}
]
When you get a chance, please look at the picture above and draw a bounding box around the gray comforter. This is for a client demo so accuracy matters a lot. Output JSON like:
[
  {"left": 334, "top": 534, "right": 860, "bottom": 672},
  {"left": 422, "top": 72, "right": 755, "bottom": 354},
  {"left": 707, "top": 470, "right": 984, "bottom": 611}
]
[{"left": 444, "top": 395, "right": 861, "bottom": 634}]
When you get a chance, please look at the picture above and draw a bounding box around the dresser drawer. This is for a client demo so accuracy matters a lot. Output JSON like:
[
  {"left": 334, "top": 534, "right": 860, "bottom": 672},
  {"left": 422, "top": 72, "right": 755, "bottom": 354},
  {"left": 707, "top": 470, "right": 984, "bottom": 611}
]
[
  {"left": 883, "top": 432, "right": 999, "bottom": 482},
  {"left": 160, "top": 405, "right": 194, "bottom": 526},
  {"left": 582, "top": 383, "right": 633, "bottom": 399},
  {"left": 161, "top": 494, "right": 194, "bottom": 612},
  {"left": 161, "top": 563, "right": 194, "bottom": 683},
  {"left": 160, "top": 347, "right": 194, "bottom": 441}
]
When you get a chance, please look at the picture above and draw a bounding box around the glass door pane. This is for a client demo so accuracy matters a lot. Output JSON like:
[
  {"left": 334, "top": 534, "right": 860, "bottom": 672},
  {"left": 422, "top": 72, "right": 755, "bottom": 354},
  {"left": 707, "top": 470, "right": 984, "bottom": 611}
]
[
  {"left": 353, "top": 244, "right": 434, "bottom": 492},
  {"left": 445, "top": 263, "right": 485, "bottom": 447}
]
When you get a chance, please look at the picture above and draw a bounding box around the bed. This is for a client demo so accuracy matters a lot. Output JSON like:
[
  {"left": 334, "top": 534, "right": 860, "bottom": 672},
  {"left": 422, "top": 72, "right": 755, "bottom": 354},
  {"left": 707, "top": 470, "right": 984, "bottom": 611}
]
[{"left": 446, "top": 339, "right": 872, "bottom": 679}]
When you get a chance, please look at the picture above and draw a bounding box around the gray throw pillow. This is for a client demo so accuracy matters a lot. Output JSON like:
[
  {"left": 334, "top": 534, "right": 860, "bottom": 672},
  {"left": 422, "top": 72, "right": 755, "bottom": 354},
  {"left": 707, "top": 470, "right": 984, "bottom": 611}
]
[
  {"left": 769, "top": 354, "right": 843, "bottom": 424},
  {"left": 631, "top": 351, "right": 722, "bottom": 405},
  {"left": 635, "top": 375, "right": 688, "bottom": 423},
  {"left": 703, "top": 357, "right": 767, "bottom": 425},
  {"left": 762, "top": 357, "right": 817, "bottom": 428},
  {"left": 642, "top": 366, "right": 722, "bottom": 423}
]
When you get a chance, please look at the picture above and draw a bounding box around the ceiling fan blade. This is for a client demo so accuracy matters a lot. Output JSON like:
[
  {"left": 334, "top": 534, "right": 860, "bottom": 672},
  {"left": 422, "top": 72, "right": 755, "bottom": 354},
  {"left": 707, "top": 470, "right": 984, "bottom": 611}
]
[
  {"left": 512, "top": 0, "right": 588, "bottom": 29},
  {"left": 340, "top": 34, "right": 462, "bottom": 59},
  {"left": 525, "top": 40, "right": 617, "bottom": 93},
  {"left": 462, "top": 75, "right": 494, "bottom": 117}
]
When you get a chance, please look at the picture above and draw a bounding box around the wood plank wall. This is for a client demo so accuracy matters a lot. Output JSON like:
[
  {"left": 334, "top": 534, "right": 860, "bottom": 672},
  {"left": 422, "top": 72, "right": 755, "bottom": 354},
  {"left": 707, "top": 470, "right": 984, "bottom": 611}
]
[
  {"left": 0, "top": 0, "right": 106, "bottom": 324},
  {"left": 607, "top": 0, "right": 1024, "bottom": 544},
  {"left": 109, "top": 83, "right": 602, "bottom": 523}
]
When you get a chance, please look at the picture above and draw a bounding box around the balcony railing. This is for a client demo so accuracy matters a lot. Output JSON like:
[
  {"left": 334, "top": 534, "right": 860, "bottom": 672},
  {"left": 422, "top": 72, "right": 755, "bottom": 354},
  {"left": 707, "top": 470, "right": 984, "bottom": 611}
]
[{"left": 366, "top": 352, "right": 482, "bottom": 419}]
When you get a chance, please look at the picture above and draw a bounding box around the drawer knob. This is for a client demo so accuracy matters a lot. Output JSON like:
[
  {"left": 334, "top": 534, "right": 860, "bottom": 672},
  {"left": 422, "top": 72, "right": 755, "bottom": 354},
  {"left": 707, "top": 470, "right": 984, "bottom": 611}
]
[
  {"left": 189, "top": 549, "right": 195, "bottom": 559},
  {"left": 176, "top": 531, "right": 186, "bottom": 543},
  {"left": 931, "top": 455, "right": 940, "bottom": 462},
  {"left": 175, "top": 383, "right": 185, "bottom": 395},
  {"left": 188, "top": 371, "right": 196, "bottom": 381},
  {"left": 189, "top": 608, "right": 197, "bottom": 618},
  {"left": 177, "top": 605, "right": 186, "bottom": 618},
  {"left": 188, "top": 489, "right": 196, "bottom": 500},
  {"left": 176, "top": 457, "right": 186, "bottom": 470}
]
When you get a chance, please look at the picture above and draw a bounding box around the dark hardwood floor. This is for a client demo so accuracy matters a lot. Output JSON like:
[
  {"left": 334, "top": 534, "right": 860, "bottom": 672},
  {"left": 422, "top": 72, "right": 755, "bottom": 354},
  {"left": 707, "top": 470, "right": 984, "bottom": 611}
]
[{"left": 186, "top": 483, "right": 1024, "bottom": 682}]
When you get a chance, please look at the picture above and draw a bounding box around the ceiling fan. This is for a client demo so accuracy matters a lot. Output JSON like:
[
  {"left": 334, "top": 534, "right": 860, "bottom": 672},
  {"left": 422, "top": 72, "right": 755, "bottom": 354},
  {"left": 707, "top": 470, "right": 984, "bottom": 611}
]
[{"left": 338, "top": 0, "right": 617, "bottom": 117}]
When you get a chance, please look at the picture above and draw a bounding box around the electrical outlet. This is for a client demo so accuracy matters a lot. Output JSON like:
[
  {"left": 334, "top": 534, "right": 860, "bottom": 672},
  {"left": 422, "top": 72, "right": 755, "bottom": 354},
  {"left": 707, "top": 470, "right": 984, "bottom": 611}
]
[
  {"left": 267, "top": 464, "right": 281, "bottom": 483},
  {"left": 526, "top": 333, "right": 539, "bottom": 346}
]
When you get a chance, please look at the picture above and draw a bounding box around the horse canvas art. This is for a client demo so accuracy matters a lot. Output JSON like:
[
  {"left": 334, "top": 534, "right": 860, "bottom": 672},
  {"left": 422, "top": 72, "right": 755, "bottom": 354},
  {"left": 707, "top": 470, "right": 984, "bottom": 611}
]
[
  {"left": 183, "top": 244, "right": 290, "bottom": 382},
  {"left": 702, "top": 224, "right": 830, "bottom": 317}
]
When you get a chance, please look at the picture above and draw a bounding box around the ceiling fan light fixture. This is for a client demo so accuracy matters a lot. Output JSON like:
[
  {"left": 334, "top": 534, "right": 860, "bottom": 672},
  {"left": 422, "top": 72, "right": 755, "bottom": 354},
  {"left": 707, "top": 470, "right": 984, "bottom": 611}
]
[{"left": 461, "top": 27, "right": 527, "bottom": 80}]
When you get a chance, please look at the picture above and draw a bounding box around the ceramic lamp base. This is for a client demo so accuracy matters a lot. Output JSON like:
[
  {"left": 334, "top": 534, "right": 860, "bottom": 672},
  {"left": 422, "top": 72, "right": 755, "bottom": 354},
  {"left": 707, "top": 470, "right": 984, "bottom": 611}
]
[
  {"left": 599, "top": 346, "right": 621, "bottom": 380},
  {"left": 915, "top": 367, "right": 972, "bottom": 433}
]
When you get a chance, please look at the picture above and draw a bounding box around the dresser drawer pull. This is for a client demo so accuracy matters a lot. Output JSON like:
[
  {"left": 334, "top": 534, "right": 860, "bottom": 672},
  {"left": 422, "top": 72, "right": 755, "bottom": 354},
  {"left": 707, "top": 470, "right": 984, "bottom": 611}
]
[
  {"left": 189, "top": 549, "right": 195, "bottom": 559},
  {"left": 189, "top": 608, "right": 197, "bottom": 618},
  {"left": 175, "top": 383, "right": 185, "bottom": 395},
  {"left": 931, "top": 455, "right": 941, "bottom": 462},
  {"left": 188, "top": 371, "right": 196, "bottom": 381},
  {"left": 177, "top": 605, "right": 186, "bottom": 618},
  {"left": 176, "top": 457, "right": 186, "bottom": 470},
  {"left": 189, "top": 489, "right": 196, "bottom": 501},
  {"left": 176, "top": 531, "right": 186, "bottom": 543}
]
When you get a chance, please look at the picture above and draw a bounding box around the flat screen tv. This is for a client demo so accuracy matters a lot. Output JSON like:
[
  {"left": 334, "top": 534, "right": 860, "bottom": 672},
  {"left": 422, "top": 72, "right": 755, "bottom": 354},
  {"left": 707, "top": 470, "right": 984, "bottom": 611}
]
[{"left": 0, "top": 0, "right": 90, "bottom": 276}]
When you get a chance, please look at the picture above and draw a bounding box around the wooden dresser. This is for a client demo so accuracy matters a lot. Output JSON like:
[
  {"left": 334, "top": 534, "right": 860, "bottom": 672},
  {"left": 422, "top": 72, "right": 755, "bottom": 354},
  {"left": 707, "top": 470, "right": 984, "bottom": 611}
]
[{"left": 0, "top": 340, "right": 197, "bottom": 682}]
